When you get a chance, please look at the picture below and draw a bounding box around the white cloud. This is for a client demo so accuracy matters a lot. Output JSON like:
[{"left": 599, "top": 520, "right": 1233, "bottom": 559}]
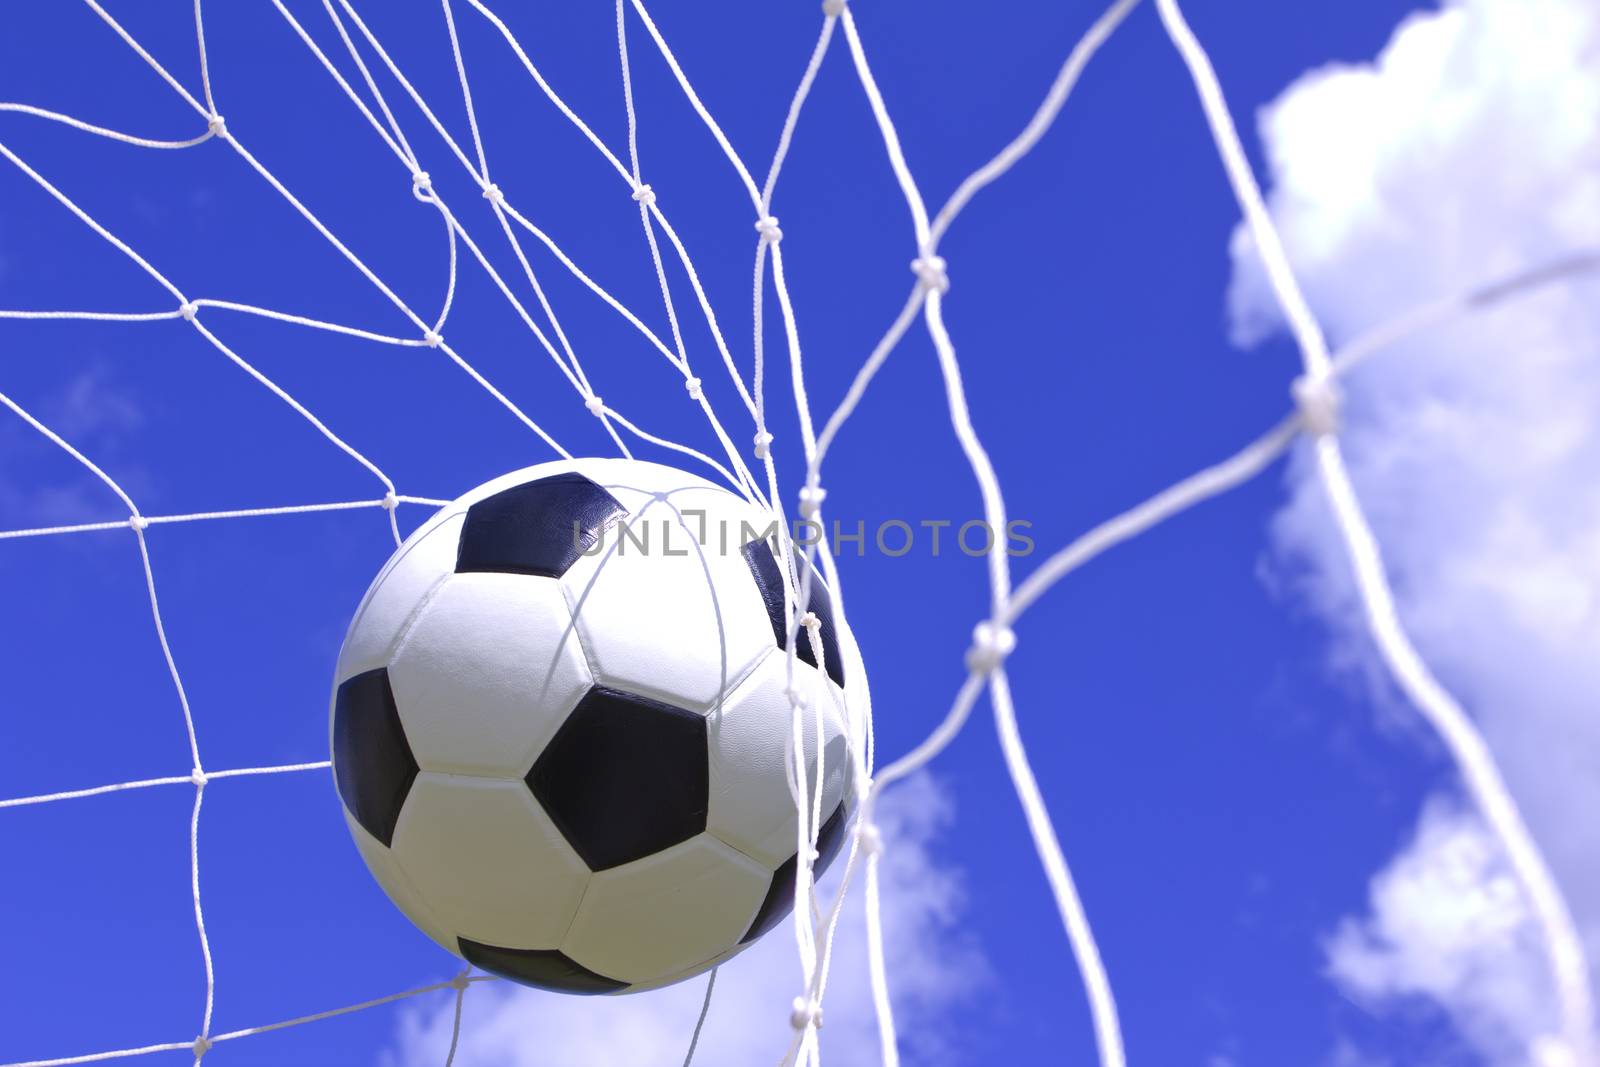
[
  {"left": 1325, "top": 799, "right": 1552, "bottom": 1063},
  {"left": 1228, "top": 0, "right": 1600, "bottom": 1061},
  {"left": 381, "top": 772, "right": 986, "bottom": 1067}
]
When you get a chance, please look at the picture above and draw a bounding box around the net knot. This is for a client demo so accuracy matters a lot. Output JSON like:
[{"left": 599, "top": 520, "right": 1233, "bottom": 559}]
[
  {"left": 584, "top": 394, "right": 606, "bottom": 416},
  {"left": 755, "top": 215, "right": 783, "bottom": 245},
  {"left": 822, "top": 0, "right": 847, "bottom": 15},
  {"left": 684, "top": 376, "right": 704, "bottom": 401},
  {"left": 191, "top": 1035, "right": 212, "bottom": 1059},
  {"left": 783, "top": 683, "right": 809, "bottom": 709},
  {"left": 790, "top": 996, "right": 823, "bottom": 1030},
  {"left": 481, "top": 183, "right": 505, "bottom": 206},
  {"left": 799, "top": 611, "right": 821, "bottom": 631},
  {"left": 450, "top": 968, "right": 472, "bottom": 992},
  {"left": 1291, "top": 373, "right": 1341, "bottom": 437},
  {"left": 858, "top": 821, "right": 883, "bottom": 855},
  {"left": 422, "top": 329, "right": 443, "bottom": 348},
  {"left": 965, "top": 620, "right": 1016, "bottom": 675},
  {"left": 411, "top": 170, "right": 434, "bottom": 201},
  {"left": 381, "top": 490, "right": 398, "bottom": 511},
  {"left": 205, "top": 114, "right": 226, "bottom": 138},
  {"left": 128, "top": 514, "right": 149, "bottom": 532},
  {"left": 753, "top": 430, "right": 774, "bottom": 459},
  {"left": 631, "top": 183, "right": 656, "bottom": 207},
  {"left": 190, "top": 767, "right": 209, "bottom": 788},
  {"left": 797, "top": 485, "right": 826, "bottom": 519},
  {"left": 911, "top": 254, "right": 949, "bottom": 293},
  {"left": 179, "top": 301, "right": 199, "bottom": 322}
]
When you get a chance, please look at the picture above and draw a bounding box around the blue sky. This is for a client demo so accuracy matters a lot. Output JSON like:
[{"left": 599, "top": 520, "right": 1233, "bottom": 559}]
[{"left": 3, "top": 1, "right": 1591, "bottom": 1065}]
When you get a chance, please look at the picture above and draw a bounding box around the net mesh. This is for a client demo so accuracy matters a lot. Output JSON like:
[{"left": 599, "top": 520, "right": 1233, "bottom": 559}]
[{"left": 0, "top": 1, "right": 1593, "bottom": 1065}]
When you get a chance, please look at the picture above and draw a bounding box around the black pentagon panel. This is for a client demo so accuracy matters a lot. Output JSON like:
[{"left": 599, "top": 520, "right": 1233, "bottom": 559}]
[
  {"left": 741, "top": 541, "right": 846, "bottom": 688},
  {"left": 528, "top": 686, "right": 708, "bottom": 871},
  {"left": 459, "top": 939, "right": 627, "bottom": 995},
  {"left": 456, "top": 472, "right": 626, "bottom": 579},
  {"left": 741, "top": 801, "right": 850, "bottom": 944},
  {"left": 800, "top": 564, "right": 846, "bottom": 689},
  {"left": 332, "top": 668, "right": 418, "bottom": 848},
  {"left": 813, "top": 797, "right": 850, "bottom": 876}
]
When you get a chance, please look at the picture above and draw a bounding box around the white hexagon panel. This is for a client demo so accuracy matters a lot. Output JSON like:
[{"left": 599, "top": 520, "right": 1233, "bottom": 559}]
[
  {"left": 706, "top": 651, "right": 853, "bottom": 870},
  {"left": 561, "top": 834, "right": 771, "bottom": 985},
  {"left": 391, "top": 773, "right": 591, "bottom": 949},
  {"left": 340, "top": 809, "right": 457, "bottom": 953},
  {"left": 561, "top": 495, "right": 775, "bottom": 713},
  {"left": 334, "top": 512, "right": 465, "bottom": 681},
  {"left": 388, "top": 572, "right": 591, "bottom": 778}
]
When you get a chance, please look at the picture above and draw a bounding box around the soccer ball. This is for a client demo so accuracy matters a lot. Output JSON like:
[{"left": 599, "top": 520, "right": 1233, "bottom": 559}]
[{"left": 330, "top": 458, "right": 865, "bottom": 994}]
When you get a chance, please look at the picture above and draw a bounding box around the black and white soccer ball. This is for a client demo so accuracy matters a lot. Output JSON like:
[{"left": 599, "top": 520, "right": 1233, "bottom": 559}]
[{"left": 330, "top": 458, "right": 865, "bottom": 994}]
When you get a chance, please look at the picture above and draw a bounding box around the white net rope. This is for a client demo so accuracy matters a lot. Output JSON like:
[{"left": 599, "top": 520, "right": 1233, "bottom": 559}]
[{"left": 1, "top": 1, "right": 1595, "bottom": 1065}]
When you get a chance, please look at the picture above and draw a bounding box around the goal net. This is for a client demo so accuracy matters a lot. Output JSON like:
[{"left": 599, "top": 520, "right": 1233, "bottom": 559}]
[{"left": 0, "top": 1, "right": 1592, "bottom": 1065}]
